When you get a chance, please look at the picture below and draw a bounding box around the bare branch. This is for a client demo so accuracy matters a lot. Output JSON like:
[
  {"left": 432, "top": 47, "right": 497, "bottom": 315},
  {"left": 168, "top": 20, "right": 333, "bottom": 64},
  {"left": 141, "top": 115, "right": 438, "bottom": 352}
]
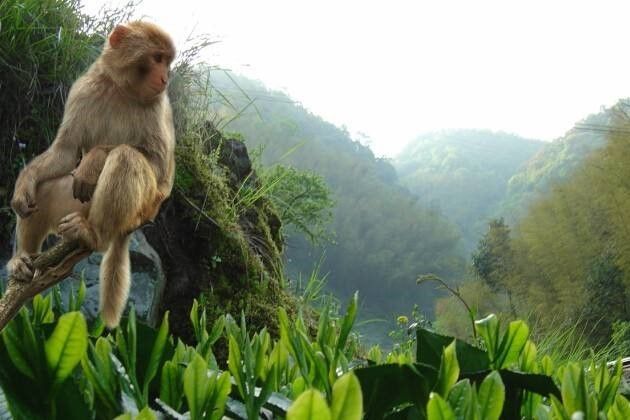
[{"left": 0, "top": 240, "right": 90, "bottom": 331}]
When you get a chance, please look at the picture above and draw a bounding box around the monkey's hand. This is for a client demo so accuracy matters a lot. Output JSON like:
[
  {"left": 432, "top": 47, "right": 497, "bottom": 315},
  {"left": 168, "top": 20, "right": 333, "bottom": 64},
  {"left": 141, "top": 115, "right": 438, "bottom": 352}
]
[
  {"left": 10, "top": 183, "right": 37, "bottom": 218},
  {"left": 72, "top": 147, "right": 109, "bottom": 202},
  {"left": 6, "top": 254, "right": 34, "bottom": 282}
]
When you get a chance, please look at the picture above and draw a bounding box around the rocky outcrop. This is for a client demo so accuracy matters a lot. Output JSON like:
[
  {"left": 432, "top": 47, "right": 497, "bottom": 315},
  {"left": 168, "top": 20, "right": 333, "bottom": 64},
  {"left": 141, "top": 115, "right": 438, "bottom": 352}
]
[
  {"left": 143, "top": 134, "right": 286, "bottom": 341},
  {"left": 0, "top": 129, "right": 288, "bottom": 340}
]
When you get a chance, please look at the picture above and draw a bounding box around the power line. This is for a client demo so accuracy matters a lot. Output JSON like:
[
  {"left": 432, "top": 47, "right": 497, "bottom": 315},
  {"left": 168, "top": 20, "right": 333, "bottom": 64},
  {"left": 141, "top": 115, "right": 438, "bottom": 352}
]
[{"left": 574, "top": 123, "right": 630, "bottom": 135}]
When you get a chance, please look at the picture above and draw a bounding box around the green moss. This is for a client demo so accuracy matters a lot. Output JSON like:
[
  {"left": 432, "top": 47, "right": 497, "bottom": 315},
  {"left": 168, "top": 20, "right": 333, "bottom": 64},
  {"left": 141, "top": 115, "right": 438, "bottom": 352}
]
[{"left": 171, "top": 121, "right": 291, "bottom": 339}]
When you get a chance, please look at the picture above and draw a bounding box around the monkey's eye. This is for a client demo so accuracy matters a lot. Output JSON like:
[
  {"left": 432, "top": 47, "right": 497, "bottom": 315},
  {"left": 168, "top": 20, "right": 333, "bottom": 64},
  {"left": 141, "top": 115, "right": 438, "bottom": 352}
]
[{"left": 153, "top": 53, "right": 164, "bottom": 63}]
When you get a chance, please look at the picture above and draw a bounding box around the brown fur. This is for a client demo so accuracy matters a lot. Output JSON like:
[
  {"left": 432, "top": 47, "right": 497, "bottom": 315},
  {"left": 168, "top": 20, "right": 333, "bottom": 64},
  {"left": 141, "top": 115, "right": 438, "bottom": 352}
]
[{"left": 8, "top": 21, "right": 176, "bottom": 328}]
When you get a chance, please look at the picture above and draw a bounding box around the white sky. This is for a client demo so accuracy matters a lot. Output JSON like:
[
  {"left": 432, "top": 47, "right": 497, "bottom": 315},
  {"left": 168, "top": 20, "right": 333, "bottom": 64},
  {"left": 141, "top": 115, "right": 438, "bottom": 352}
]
[{"left": 83, "top": 0, "right": 630, "bottom": 157}]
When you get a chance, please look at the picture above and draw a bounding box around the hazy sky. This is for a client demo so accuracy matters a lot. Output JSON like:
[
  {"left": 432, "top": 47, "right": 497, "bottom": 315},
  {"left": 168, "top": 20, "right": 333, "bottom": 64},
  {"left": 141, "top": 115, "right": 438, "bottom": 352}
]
[{"left": 84, "top": 0, "right": 630, "bottom": 157}]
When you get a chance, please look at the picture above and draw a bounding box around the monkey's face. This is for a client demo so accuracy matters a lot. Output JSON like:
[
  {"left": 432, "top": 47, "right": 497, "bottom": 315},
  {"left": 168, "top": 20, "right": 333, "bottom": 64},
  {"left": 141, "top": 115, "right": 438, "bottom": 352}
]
[
  {"left": 135, "top": 49, "right": 173, "bottom": 100},
  {"left": 103, "top": 22, "right": 176, "bottom": 103}
]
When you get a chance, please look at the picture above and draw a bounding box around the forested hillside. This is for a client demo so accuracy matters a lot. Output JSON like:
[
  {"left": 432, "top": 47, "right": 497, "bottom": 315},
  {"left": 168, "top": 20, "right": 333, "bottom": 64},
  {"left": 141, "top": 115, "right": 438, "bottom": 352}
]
[
  {"left": 394, "top": 130, "right": 544, "bottom": 251},
  {"left": 436, "top": 100, "right": 630, "bottom": 345},
  {"left": 207, "top": 71, "right": 466, "bottom": 316},
  {"left": 500, "top": 109, "right": 611, "bottom": 221}
]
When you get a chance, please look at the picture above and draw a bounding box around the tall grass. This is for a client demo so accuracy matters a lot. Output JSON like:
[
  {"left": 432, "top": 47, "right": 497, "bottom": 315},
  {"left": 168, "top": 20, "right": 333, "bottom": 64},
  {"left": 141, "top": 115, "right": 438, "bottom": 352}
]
[{"left": 532, "top": 317, "right": 619, "bottom": 365}]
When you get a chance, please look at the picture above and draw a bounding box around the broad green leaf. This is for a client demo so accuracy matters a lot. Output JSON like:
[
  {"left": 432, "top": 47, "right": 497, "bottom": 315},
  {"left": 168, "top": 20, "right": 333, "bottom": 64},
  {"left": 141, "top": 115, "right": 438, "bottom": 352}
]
[
  {"left": 447, "top": 380, "right": 474, "bottom": 420},
  {"left": 268, "top": 341, "right": 289, "bottom": 389},
  {"left": 434, "top": 341, "right": 459, "bottom": 397},
  {"left": 127, "top": 306, "right": 138, "bottom": 374},
  {"left": 608, "top": 395, "right": 630, "bottom": 420},
  {"left": 228, "top": 335, "right": 245, "bottom": 399},
  {"left": 135, "top": 406, "right": 157, "bottom": 420},
  {"left": 2, "top": 320, "right": 36, "bottom": 380},
  {"left": 53, "top": 378, "right": 93, "bottom": 419},
  {"left": 142, "top": 311, "right": 169, "bottom": 400},
  {"left": 76, "top": 279, "right": 86, "bottom": 308},
  {"left": 335, "top": 292, "right": 358, "bottom": 356},
  {"left": 113, "top": 414, "right": 132, "bottom": 420},
  {"left": 535, "top": 403, "right": 552, "bottom": 420},
  {"left": 292, "top": 376, "right": 307, "bottom": 400},
  {"left": 316, "top": 303, "right": 331, "bottom": 347},
  {"left": 496, "top": 320, "right": 529, "bottom": 368},
  {"left": 32, "top": 294, "right": 54, "bottom": 325},
  {"left": 464, "top": 369, "right": 560, "bottom": 400},
  {"left": 427, "top": 392, "right": 455, "bottom": 420},
  {"left": 209, "top": 371, "right": 231, "bottom": 420},
  {"left": 519, "top": 340, "right": 537, "bottom": 372},
  {"left": 477, "top": 371, "right": 504, "bottom": 420},
  {"left": 522, "top": 391, "right": 543, "bottom": 420},
  {"left": 475, "top": 314, "right": 500, "bottom": 363},
  {"left": 541, "top": 355, "right": 554, "bottom": 376},
  {"left": 89, "top": 317, "right": 105, "bottom": 338},
  {"left": 504, "top": 369, "right": 560, "bottom": 397},
  {"left": 331, "top": 372, "right": 362, "bottom": 420},
  {"left": 190, "top": 299, "right": 201, "bottom": 341},
  {"left": 184, "top": 354, "right": 210, "bottom": 420},
  {"left": 287, "top": 389, "right": 331, "bottom": 420},
  {"left": 159, "top": 360, "right": 181, "bottom": 411},
  {"left": 208, "top": 315, "right": 225, "bottom": 345},
  {"left": 68, "top": 284, "right": 76, "bottom": 312},
  {"left": 52, "top": 286, "right": 63, "bottom": 312},
  {"left": 595, "top": 360, "right": 621, "bottom": 412},
  {"left": 256, "top": 364, "right": 277, "bottom": 415},
  {"left": 416, "top": 328, "right": 489, "bottom": 374},
  {"left": 354, "top": 363, "right": 432, "bottom": 420},
  {"left": 561, "top": 363, "right": 590, "bottom": 417},
  {"left": 44, "top": 311, "right": 88, "bottom": 385},
  {"left": 591, "top": 361, "right": 610, "bottom": 392},
  {"left": 254, "top": 330, "right": 270, "bottom": 380},
  {"left": 81, "top": 337, "right": 120, "bottom": 416}
]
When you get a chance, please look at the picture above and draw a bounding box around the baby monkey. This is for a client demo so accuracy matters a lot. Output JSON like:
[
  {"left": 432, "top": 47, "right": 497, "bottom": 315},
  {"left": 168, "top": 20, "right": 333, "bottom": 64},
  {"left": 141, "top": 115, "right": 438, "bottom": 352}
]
[{"left": 8, "top": 21, "right": 176, "bottom": 328}]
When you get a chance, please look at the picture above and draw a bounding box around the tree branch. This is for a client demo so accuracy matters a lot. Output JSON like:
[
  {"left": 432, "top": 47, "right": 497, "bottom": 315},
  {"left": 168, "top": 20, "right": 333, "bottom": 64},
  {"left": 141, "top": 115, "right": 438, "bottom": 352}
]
[{"left": 0, "top": 240, "right": 91, "bottom": 331}]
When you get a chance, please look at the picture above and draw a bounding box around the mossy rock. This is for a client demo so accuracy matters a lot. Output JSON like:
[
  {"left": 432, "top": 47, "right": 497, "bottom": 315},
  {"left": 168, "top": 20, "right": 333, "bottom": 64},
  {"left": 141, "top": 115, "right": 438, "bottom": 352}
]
[{"left": 143, "top": 123, "right": 294, "bottom": 342}]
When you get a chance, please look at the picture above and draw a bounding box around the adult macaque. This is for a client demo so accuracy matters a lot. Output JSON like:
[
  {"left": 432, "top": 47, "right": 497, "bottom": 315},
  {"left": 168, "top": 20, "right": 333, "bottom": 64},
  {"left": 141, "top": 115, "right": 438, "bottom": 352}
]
[{"left": 7, "top": 21, "right": 176, "bottom": 328}]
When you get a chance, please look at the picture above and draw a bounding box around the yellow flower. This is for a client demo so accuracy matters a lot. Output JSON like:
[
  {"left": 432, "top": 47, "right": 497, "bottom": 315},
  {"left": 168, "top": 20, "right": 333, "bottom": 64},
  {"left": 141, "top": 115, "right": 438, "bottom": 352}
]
[{"left": 397, "top": 315, "right": 409, "bottom": 325}]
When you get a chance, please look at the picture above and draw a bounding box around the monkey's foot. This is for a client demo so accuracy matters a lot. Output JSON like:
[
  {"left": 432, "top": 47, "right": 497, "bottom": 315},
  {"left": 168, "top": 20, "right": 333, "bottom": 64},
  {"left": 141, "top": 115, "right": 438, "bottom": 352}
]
[
  {"left": 6, "top": 255, "right": 35, "bottom": 282},
  {"left": 58, "top": 212, "right": 98, "bottom": 250}
]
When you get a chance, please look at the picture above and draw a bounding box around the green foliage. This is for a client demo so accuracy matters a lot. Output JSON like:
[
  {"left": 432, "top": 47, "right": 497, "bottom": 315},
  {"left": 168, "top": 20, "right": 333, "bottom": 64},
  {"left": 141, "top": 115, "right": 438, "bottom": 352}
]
[
  {"left": 0, "top": 280, "right": 629, "bottom": 419},
  {"left": 183, "top": 354, "right": 230, "bottom": 420},
  {"left": 434, "top": 341, "right": 459, "bottom": 397},
  {"left": 427, "top": 372, "right": 505, "bottom": 420},
  {"left": 500, "top": 108, "right": 610, "bottom": 222},
  {"left": 611, "top": 321, "right": 630, "bottom": 359},
  {"left": 227, "top": 314, "right": 276, "bottom": 419},
  {"left": 550, "top": 361, "right": 623, "bottom": 419},
  {"left": 279, "top": 293, "right": 359, "bottom": 399},
  {"left": 0, "top": 286, "right": 92, "bottom": 418},
  {"left": 263, "top": 165, "right": 335, "bottom": 245},
  {"left": 287, "top": 372, "right": 362, "bottom": 420},
  {"left": 474, "top": 314, "right": 529, "bottom": 369},
  {"left": 581, "top": 254, "right": 628, "bottom": 345},
  {"left": 45, "top": 311, "right": 88, "bottom": 386},
  {"left": 352, "top": 311, "right": 627, "bottom": 419},
  {"left": 471, "top": 218, "right": 514, "bottom": 293},
  {"left": 287, "top": 389, "right": 331, "bottom": 420},
  {"left": 471, "top": 100, "right": 630, "bottom": 345}
]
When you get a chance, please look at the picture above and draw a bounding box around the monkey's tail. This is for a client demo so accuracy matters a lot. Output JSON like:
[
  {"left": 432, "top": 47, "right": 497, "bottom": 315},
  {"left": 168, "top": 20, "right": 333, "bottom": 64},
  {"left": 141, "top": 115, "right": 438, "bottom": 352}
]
[{"left": 99, "top": 235, "right": 131, "bottom": 329}]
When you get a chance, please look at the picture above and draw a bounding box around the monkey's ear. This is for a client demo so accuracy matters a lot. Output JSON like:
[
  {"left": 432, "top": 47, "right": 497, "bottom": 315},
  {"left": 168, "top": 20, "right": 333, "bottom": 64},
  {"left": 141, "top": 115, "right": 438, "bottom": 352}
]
[{"left": 109, "top": 24, "right": 130, "bottom": 48}]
